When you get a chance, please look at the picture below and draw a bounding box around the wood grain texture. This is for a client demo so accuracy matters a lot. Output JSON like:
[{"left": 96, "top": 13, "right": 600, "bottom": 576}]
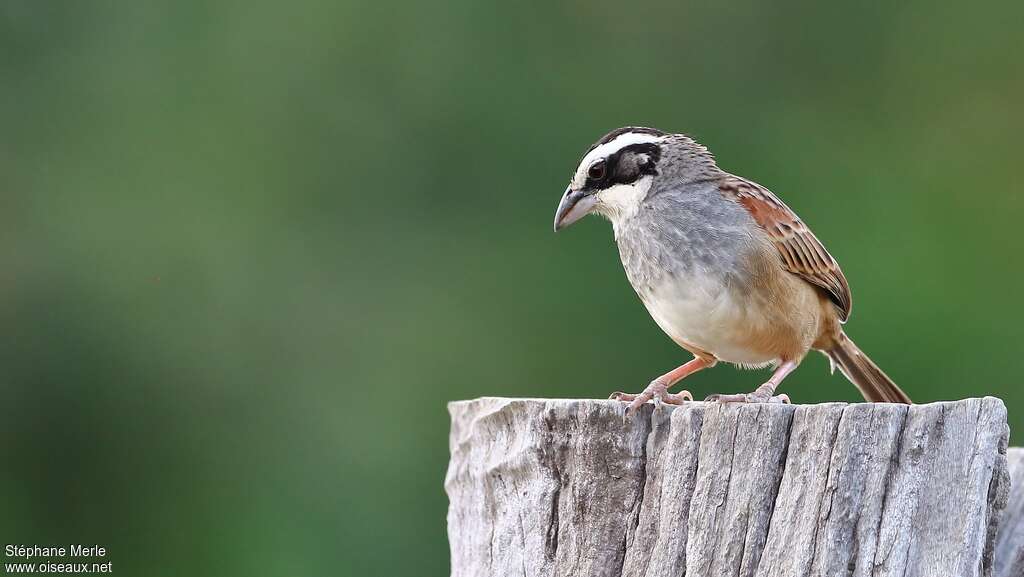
[
  {"left": 446, "top": 398, "right": 1011, "bottom": 577},
  {"left": 995, "top": 448, "right": 1024, "bottom": 577}
]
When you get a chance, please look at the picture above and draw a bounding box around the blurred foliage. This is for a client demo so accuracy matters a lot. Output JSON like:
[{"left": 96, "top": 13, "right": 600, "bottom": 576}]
[{"left": 1, "top": 0, "right": 1022, "bottom": 575}]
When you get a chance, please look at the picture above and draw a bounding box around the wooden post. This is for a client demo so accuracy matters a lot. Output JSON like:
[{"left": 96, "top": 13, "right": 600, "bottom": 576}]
[{"left": 445, "top": 398, "right": 1014, "bottom": 577}]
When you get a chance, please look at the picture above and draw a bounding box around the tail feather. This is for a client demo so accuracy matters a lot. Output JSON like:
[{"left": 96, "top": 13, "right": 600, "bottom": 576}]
[{"left": 824, "top": 333, "right": 911, "bottom": 404}]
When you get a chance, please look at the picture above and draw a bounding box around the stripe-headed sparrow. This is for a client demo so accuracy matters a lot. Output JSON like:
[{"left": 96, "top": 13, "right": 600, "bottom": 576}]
[{"left": 553, "top": 127, "right": 911, "bottom": 412}]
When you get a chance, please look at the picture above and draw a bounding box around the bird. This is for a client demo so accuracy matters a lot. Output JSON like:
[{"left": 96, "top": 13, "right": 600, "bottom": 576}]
[{"left": 553, "top": 126, "right": 911, "bottom": 412}]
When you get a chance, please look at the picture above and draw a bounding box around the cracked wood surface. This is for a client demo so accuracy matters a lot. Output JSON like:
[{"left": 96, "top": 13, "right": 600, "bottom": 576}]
[
  {"left": 996, "top": 448, "right": 1024, "bottom": 577},
  {"left": 445, "top": 397, "right": 1012, "bottom": 577}
]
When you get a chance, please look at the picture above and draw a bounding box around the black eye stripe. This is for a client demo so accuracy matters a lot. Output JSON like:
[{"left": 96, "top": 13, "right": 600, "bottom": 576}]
[
  {"left": 617, "top": 143, "right": 661, "bottom": 164},
  {"left": 585, "top": 143, "right": 661, "bottom": 189}
]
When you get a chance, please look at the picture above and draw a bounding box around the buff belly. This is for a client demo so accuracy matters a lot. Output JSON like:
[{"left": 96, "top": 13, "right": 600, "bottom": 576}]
[{"left": 638, "top": 270, "right": 820, "bottom": 366}]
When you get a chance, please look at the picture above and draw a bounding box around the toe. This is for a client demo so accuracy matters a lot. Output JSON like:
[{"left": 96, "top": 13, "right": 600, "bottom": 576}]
[
  {"left": 662, "top": 390, "right": 693, "bottom": 405},
  {"left": 625, "top": 389, "right": 656, "bottom": 415},
  {"left": 626, "top": 396, "right": 647, "bottom": 414},
  {"left": 610, "top": 391, "right": 636, "bottom": 401}
]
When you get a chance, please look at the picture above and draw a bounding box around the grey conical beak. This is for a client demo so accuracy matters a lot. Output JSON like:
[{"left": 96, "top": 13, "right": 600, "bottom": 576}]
[{"left": 553, "top": 187, "right": 597, "bottom": 232}]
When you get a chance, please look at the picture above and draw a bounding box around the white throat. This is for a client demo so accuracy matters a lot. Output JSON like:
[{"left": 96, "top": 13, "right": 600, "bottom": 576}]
[{"left": 595, "top": 176, "right": 653, "bottom": 230}]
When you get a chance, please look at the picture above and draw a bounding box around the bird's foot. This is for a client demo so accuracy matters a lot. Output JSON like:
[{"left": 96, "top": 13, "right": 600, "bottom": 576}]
[
  {"left": 610, "top": 381, "right": 692, "bottom": 416},
  {"left": 704, "top": 383, "right": 790, "bottom": 404}
]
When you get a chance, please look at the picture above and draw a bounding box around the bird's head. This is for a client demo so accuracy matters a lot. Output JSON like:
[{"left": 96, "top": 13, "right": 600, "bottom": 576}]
[{"left": 553, "top": 126, "right": 717, "bottom": 231}]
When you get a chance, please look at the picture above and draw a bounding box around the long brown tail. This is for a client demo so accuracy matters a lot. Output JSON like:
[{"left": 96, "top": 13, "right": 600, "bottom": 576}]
[{"left": 823, "top": 332, "right": 911, "bottom": 404}]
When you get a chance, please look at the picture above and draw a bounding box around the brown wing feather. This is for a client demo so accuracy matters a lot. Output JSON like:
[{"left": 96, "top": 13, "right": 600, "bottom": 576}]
[{"left": 719, "top": 176, "right": 853, "bottom": 321}]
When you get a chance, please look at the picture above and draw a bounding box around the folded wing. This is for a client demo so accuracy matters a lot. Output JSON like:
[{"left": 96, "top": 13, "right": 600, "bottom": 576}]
[{"left": 719, "top": 176, "right": 853, "bottom": 322}]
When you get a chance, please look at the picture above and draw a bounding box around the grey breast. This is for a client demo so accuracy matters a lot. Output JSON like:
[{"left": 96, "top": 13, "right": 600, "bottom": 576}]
[{"left": 614, "top": 180, "right": 761, "bottom": 298}]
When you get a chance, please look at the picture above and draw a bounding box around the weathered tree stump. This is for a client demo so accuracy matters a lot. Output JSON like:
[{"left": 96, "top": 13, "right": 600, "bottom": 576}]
[
  {"left": 996, "top": 448, "right": 1024, "bottom": 576},
  {"left": 445, "top": 397, "right": 1014, "bottom": 577}
]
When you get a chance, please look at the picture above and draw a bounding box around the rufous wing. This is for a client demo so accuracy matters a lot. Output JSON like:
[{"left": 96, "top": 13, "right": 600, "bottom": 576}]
[{"left": 719, "top": 176, "right": 853, "bottom": 321}]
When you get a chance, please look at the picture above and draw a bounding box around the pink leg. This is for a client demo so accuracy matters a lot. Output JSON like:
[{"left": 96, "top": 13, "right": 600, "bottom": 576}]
[
  {"left": 706, "top": 359, "right": 800, "bottom": 404},
  {"left": 611, "top": 357, "right": 715, "bottom": 414}
]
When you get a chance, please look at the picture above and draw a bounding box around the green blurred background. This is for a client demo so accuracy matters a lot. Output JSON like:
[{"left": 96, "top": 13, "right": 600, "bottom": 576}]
[{"left": 2, "top": 0, "right": 1022, "bottom": 574}]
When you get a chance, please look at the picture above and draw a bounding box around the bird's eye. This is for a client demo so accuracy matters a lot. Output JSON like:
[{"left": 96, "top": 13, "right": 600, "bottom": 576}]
[{"left": 588, "top": 161, "right": 607, "bottom": 181}]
